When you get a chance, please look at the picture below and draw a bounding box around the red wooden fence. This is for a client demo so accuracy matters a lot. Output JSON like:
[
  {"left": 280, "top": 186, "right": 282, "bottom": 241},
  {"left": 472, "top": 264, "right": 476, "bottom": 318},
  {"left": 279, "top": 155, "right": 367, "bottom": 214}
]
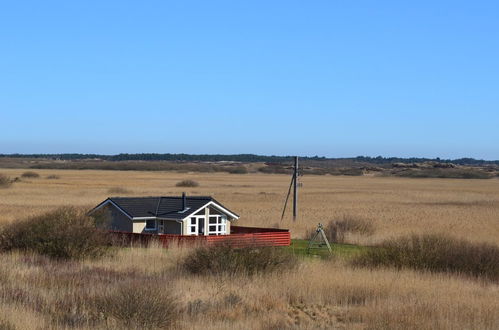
[{"left": 109, "top": 225, "right": 291, "bottom": 248}]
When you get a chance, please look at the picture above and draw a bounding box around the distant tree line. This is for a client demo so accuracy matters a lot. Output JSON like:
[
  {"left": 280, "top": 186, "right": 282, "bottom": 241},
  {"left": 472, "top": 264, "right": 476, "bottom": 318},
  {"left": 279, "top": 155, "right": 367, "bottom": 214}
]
[{"left": 0, "top": 153, "right": 497, "bottom": 165}]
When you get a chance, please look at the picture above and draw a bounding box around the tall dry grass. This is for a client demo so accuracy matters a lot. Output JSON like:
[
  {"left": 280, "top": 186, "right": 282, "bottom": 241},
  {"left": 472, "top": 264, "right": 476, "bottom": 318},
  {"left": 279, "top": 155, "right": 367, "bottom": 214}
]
[
  {"left": 0, "top": 168, "right": 497, "bottom": 328},
  {"left": 0, "top": 169, "right": 497, "bottom": 245},
  {"left": 0, "top": 245, "right": 497, "bottom": 329}
]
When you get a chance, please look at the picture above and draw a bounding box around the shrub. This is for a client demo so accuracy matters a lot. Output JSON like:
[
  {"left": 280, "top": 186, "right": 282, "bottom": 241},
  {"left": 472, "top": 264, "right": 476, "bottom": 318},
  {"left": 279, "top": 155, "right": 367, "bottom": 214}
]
[
  {"left": 0, "top": 207, "right": 110, "bottom": 260},
  {"left": 21, "top": 171, "right": 40, "bottom": 178},
  {"left": 226, "top": 166, "right": 248, "bottom": 174},
  {"left": 395, "top": 168, "right": 491, "bottom": 179},
  {"left": 100, "top": 282, "right": 178, "bottom": 329},
  {"left": 352, "top": 234, "right": 499, "bottom": 281},
  {"left": 175, "top": 179, "right": 199, "bottom": 187},
  {"left": 306, "top": 216, "right": 375, "bottom": 243},
  {"left": 0, "top": 174, "right": 12, "bottom": 188},
  {"left": 107, "top": 187, "right": 131, "bottom": 194},
  {"left": 182, "top": 245, "right": 298, "bottom": 276},
  {"left": 46, "top": 174, "right": 60, "bottom": 179}
]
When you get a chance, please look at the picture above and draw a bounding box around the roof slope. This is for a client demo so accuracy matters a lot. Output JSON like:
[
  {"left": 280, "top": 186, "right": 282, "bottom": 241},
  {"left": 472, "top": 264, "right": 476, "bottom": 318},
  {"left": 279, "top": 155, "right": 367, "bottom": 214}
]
[{"left": 106, "top": 196, "right": 238, "bottom": 220}]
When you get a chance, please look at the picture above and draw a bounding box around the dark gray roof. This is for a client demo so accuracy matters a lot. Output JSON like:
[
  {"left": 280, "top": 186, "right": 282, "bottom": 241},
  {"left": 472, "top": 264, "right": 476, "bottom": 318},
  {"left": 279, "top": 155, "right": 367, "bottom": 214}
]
[{"left": 98, "top": 196, "right": 238, "bottom": 220}]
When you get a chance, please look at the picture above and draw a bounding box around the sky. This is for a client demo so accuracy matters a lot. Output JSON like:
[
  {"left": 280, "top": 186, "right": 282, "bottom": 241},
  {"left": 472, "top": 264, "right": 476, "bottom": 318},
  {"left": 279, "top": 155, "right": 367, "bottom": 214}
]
[{"left": 1, "top": 1, "right": 498, "bottom": 159}]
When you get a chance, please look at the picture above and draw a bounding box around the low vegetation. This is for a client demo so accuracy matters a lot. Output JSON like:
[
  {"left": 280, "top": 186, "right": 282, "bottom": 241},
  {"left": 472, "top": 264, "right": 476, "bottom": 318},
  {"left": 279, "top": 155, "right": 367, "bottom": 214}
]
[
  {"left": 0, "top": 207, "right": 109, "bottom": 260},
  {"left": 182, "top": 245, "right": 298, "bottom": 276},
  {"left": 394, "top": 168, "right": 492, "bottom": 179},
  {"left": 20, "top": 171, "right": 40, "bottom": 178},
  {"left": 99, "top": 282, "right": 179, "bottom": 329},
  {"left": 305, "top": 216, "right": 375, "bottom": 244},
  {"left": 45, "top": 174, "right": 60, "bottom": 179},
  {"left": 353, "top": 234, "right": 499, "bottom": 281},
  {"left": 107, "top": 186, "right": 131, "bottom": 194},
  {"left": 176, "top": 179, "right": 199, "bottom": 187},
  {"left": 0, "top": 174, "right": 12, "bottom": 188},
  {"left": 226, "top": 165, "right": 248, "bottom": 174}
]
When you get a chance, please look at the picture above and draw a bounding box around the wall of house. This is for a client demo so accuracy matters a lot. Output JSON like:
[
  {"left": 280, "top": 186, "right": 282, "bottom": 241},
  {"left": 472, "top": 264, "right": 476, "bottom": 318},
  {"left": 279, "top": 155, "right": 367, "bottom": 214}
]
[
  {"left": 133, "top": 221, "right": 146, "bottom": 233},
  {"left": 103, "top": 205, "right": 133, "bottom": 232},
  {"left": 183, "top": 205, "right": 232, "bottom": 235},
  {"left": 163, "top": 220, "right": 182, "bottom": 235},
  {"left": 208, "top": 206, "right": 231, "bottom": 234}
]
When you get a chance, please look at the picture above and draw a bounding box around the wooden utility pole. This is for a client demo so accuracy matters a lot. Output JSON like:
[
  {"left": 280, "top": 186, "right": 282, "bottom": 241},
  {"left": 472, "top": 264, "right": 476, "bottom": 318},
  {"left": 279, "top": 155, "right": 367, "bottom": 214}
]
[
  {"left": 293, "top": 156, "right": 298, "bottom": 221},
  {"left": 281, "top": 156, "right": 299, "bottom": 222}
]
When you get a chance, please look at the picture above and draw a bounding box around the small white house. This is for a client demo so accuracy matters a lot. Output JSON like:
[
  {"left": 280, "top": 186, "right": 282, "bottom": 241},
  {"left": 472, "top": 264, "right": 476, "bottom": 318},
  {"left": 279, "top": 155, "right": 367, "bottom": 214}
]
[{"left": 89, "top": 193, "right": 239, "bottom": 235}]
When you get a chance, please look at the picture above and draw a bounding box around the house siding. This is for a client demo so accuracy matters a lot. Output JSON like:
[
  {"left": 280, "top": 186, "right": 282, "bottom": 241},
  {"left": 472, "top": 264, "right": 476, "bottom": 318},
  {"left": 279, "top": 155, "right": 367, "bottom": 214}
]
[
  {"left": 133, "top": 221, "right": 146, "bottom": 233},
  {"left": 104, "top": 205, "right": 133, "bottom": 232},
  {"left": 163, "top": 220, "right": 182, "bottom": 235}
]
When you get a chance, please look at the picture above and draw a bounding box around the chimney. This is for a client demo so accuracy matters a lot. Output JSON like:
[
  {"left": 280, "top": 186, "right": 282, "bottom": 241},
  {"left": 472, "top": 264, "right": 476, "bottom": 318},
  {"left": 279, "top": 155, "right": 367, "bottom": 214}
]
[{"left": 182, "top": 192, "right": 186, "bottom": 210}]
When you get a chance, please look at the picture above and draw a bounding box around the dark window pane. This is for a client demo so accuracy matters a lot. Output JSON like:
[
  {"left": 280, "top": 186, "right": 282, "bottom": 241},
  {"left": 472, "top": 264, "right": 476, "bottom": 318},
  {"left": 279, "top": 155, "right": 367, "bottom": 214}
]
[
  {"left": 146, "top": 220, "right": 155, "bottom": 229},
  {"left": 191, "top": 217, "right": 196, "bottom": 225},
  {"left": 209, "top": 217, "right": 217, "bottom": 224},
  {"left": 209, "top": 226, "right": 216, "bottom": 231}
]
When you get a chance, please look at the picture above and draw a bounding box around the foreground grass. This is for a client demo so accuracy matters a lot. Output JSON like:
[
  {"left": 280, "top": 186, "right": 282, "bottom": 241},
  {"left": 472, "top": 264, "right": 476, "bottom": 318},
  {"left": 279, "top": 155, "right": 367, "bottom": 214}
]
[{"left": 0, "top": 245, "right": 497, "bottom": 329}]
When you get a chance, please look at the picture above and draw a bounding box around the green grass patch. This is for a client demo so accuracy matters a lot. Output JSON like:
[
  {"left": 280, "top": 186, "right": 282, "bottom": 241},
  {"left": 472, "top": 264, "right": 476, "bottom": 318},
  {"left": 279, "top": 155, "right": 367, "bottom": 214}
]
[{"left": 288, "top": 239, "right": 367, "bottom": 259}]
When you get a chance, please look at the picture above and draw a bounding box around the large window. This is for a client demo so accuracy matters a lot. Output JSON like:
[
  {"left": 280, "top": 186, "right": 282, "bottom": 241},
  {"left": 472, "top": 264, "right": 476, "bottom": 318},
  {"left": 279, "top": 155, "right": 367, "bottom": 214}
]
[
  {"left": 145, "top": 219, "right": 156, "bottom": 230},
  {"left": 208, "top": 215, "right": 227, "bottom": 235}
]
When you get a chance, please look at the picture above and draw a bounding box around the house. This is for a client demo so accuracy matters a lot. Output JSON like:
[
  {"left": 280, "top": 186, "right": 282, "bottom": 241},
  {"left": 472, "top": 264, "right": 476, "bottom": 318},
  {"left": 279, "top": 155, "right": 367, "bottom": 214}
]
[{"left": 89, "top": 193, "right": 239, "bottom": 235}]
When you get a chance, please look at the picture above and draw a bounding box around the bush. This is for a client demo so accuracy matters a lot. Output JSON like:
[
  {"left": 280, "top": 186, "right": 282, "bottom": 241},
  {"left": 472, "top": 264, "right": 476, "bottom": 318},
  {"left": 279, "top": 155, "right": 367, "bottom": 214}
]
[
  {"left": 0, "top": 207, "right": 110, "bottom": 260},
  {"left": 175, "top": 179, "right": 199, "bottom": 187},
  {"left": 352, "top": 234, "right": 499, "bottom": 281},
  {"left": 226, "top": 166, "right": 248, "bottom": 174},
  {"left": 306, "top": 216, "right": 375, "bottom": 243},
  {"left": 182, "top": 245, "right": 298, "bottom": 276},
  {"left": 107, "top": 187, "right": 131, "bottom": 194},
  {"left": 100, "top": 282, "right": 178, "bottom": 329},
  {"left": 46, "top": 174, "right": 60, "bottom": 179},
  {"left": 21, "top": 171, "right": 40, "bottom": 178},
  {"left": 395, "top": 168, "right": 491, "bottom": 179},
  {"left": 0, "top": 174, "right": 12, "bottom": 188}
]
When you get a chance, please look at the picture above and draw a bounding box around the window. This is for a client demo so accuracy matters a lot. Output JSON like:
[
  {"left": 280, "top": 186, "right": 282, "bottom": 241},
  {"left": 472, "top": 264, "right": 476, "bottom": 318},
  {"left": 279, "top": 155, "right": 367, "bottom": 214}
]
[
  {"left": 145, "top": 220, "right": 156, "bottom": 230},
  {"left": 207, "top": 215, "right": 226, "bottom": 235},
  {"left": 189, "top": 217, "right": 197, "bottom": 235}
]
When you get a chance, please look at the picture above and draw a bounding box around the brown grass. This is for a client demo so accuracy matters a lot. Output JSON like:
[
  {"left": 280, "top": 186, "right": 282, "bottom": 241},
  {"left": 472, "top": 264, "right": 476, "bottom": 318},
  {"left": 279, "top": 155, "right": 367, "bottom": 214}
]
[
  {"left": 107, "top": 186, "right": 132, "bottom": 194},
  {"left": 0, "top": 169, "right": 497, "bottom": 328},
  {"left": 0, "top": 174, "right": 12, "bottom": 188},
  {"left": 20, "top": 171, "right": 40, "bottom": 178},
  {"left": 0, "top": 246, "right": 497, "bottom": 329},
  {"left": 176, "top": 179, "right": 199, "bottom": 187},
  {"left": 0, "top": 169, "right": 497, "bottom": 245}
]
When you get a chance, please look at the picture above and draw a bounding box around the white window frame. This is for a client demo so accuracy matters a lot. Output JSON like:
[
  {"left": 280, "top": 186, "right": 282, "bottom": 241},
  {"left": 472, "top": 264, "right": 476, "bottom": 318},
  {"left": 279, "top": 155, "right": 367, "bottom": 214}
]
[
  {"left": 207, "top": 215, "right": 227, "bottom": 235},
  {"left": 188, "top": 216, "right": 205, "bottom": 236},
  {"left": 145, "top": 219, "right": 157, "bottom": 231}
]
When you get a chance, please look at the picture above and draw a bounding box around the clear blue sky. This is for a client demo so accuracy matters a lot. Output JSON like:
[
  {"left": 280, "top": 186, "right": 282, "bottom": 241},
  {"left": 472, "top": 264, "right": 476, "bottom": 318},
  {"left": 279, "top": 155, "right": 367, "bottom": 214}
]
[{"left": 1, "top": 1, "right": 498, "bottom": 159}]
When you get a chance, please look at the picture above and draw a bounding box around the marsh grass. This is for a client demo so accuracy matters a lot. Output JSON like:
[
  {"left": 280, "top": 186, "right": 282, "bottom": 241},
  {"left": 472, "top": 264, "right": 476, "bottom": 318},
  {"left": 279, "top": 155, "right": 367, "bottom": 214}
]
[
  {"left": 107, "top": 186, "right": 132, "bottom": 194},
  {"left": 182, "top": 245, "right": 298, "bottom": 276},
  {"left": 99, "top": 282, "right": 179, "bottom": 329},
  {"left": 176, "top": 179, "right": 199, "bottom": 187},
  {"left": 20, "top": 171, "right": 40, "bottom": 178},
  {"left": 306, "top": 216, "right": 375, "bottom": 244},
  {"left": 0, "top": 174, "right": 12, "bottom": 188},
  {"left": 353, "top": 234, "right": 499, "bottom": 281}
]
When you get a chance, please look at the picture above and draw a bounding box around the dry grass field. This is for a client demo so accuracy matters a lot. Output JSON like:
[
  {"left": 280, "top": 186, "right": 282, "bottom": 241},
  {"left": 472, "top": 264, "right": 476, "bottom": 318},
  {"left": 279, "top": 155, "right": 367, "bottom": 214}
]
[
  {"left": 0, "top": 168, "right": 498, "bottom": 329},
  {"left": 0, "top": 168, "right": 498, "bottom": 244}
]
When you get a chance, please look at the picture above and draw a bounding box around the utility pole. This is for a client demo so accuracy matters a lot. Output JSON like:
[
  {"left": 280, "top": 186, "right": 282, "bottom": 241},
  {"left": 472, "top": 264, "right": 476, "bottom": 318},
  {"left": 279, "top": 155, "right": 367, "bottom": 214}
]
[
  {"left": 293, "top": 156, "right": 298, "bottom": 221},
  {"left": 281, "top": 156, "right": 299, "bottom": 222}
]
